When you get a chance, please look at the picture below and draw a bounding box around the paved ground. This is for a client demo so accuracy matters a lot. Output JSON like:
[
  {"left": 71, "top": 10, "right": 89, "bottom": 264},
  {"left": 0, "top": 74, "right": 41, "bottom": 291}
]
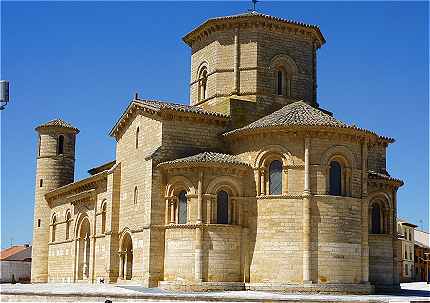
[{"left": 0, "top": 282, "right": 428, "bottom": 302}]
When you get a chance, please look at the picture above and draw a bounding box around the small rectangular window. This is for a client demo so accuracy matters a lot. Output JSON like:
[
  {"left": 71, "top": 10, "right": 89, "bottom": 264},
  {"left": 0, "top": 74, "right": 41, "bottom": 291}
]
[
  {"left": 37, "top": 219, "right": 41, "bottom": 227},
  {"left": 39, "top": 179, "right": 43, "bottom": 187}
]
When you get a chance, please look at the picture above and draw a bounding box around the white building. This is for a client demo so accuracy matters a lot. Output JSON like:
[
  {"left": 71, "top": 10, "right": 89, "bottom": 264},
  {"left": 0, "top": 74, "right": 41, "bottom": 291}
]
[
  {"left": 0, "top": 245, "right": 32, "bottom": 283},
  {"left": 397, "top": 219, "right": 417, "bottom": 282}
]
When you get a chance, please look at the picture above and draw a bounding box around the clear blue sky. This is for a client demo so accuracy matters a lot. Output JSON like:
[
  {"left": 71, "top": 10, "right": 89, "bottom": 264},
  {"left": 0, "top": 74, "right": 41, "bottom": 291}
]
[{"left": 1, "top": 1, "right": 428, "bottom": 248}]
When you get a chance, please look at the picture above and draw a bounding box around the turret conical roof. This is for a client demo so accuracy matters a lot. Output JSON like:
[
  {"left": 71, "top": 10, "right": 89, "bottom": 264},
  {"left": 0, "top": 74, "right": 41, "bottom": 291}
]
[{"left": 35, "top": 119, "right": 79, "bottom": 133}]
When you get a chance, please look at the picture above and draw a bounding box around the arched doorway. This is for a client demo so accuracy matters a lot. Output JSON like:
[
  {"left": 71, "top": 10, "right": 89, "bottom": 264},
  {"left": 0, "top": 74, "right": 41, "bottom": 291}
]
[
  {"left": 119, "top": 232, "right": 133, "bottom": 280},
  {"left": 77, "top": 217, "right": 91, "bottom": 280}
]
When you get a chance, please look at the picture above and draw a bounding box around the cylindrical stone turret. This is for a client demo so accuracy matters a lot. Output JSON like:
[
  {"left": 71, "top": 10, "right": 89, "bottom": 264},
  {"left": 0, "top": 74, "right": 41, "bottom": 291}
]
[{"left": 31, "top": 119, "right": 79, "bottom": 283}]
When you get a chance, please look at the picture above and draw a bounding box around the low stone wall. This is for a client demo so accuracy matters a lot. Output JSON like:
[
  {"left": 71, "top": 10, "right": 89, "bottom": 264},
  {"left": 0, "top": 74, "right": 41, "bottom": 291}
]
[
  {"left": 158, "top": 280, "right": 374, "bottom": 294},
  {"left": 159, "top": 281, "right": 245, "bottom": 292},
  {"left": 246, "top": 283, "right": 374, "bottom": 295}
]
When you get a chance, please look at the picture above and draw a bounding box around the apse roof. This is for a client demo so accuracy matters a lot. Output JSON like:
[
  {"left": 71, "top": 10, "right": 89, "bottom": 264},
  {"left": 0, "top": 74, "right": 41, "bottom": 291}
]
[
  {"left": 224, "top": 101, "right": 394, "bottom": 144},
  {"left": 158, "top": 152, "right": 250, "bottom": 168},
  {"left": 224, "top": 101, "right": 347, "bottom": 135}
]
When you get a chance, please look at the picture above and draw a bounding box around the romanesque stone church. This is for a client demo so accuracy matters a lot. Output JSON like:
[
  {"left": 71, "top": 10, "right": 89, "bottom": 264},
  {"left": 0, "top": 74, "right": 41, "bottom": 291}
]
[{"left": 31, "top": 11, "right": 403, "bottom": 293}]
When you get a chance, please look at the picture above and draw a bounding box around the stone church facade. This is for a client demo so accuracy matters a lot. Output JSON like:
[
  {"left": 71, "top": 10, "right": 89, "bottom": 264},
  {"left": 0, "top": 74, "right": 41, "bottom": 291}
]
[{"left": 31, "top": 12, "right": 403, "bottom": 293}]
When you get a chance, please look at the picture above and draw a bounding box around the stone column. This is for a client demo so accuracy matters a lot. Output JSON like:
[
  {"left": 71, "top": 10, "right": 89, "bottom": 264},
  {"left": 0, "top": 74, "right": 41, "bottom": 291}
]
[
  {"left": 197, "top": 171, "right": 203, "bottom": 224},
  {"left": 260, "top": 171, "right": 266, "bottom": 195},
  {"left": 73, "top": 238, "right": 78, "bottom": 282},
  {"left": 282, "top": 165, "right": 288, "bottom": 194},
  {"left": 236, "top": 199, "right": 240, "bottom": 225},
  {"left": 302, "top": 137, "right": 312, "bottom": 283},
  {"left": 194, "top": 226, "right": 204, "bottom": 283},
  {"left": 118, "top": 252, "right": 124, "bottom": 279},
  {"left": 229, "top": 199, "right": 235, "bottom": 224},
  {"left": 233, "top": 27, "right": 240, "bottom": 94},
  {"left": 361, "top": 141, "right": 368, "bottom": 198},
  {"left": 207, "top": 196, "right": 212, "bottom": 224},
  {"left": 388, "top": 209, "right": 394, "bottom": 234},
  {"left": 255, "top": 169, "right": 261, "bottom": 196},
  {"left": 90, "top": 200, "right": 97, "bottom": 283},
  {"left": 89, "top": 235, "right": 96, "bottom": 283},
  {"left": 83, "top": 235, "right": 89, "bottom": 279},
  {"left": 124, "top": 250, "right": 128, "bottom": 280},
  {"left": 392, "top": 189, "right": 398, "bottom": 236},
  {"left": 240, "top": 227, "right": 249, "bottom": 282},
  {"left": 361, "top": 197, "right": 369, "bottom": 283},
  {"left": 392, "top": 189, "right": 400, "bottom": 286},
  {"left": 170, "top": 200, "right": 175, "bottom": 224},
  {"left": 361, "top": 140, "right": 369, "bottom": 283},
  {"left": 165, "top": 198, "right": 170, "bottom": 225},
  {"left": 195, "top": 171, "right": 204, "bottom": 282}
]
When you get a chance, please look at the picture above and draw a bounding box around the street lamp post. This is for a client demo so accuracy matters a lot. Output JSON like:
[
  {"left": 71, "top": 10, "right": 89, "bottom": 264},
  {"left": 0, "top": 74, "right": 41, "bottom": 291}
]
[{"left": 0, "top": 80, "right": 10, "bottom": 110}]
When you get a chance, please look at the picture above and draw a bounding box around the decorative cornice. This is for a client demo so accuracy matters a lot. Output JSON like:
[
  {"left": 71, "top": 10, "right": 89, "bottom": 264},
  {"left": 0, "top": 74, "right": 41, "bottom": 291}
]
[
  {"left": 67, "top": 189, "right": 96, "bottom": 204},
  {"left": 183, "top": 12, "right": 325, "bottom": 48},
  {"left": 45, "top": 171, "right": 107, "bottom": 202},
  {"left": 258, "top": 193, "right": 304, "bottom": 199},
  {"left": 164, "top": 223, "right": 242, "bottom": 230},
  {"left": 368, "top": 178, "right": 403, "bottom": 188}
]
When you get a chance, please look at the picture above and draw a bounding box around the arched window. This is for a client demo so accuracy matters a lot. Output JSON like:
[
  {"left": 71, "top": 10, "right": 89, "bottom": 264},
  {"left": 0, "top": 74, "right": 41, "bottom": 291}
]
[
  {"left": 57, "top": 135, "right": 64, "bottom": 155},
  {"left": 217, "top": 190, "right": 229, "bottom": 224},
  {"left": 178, "top": 191, "right": 187, "bottom": 224},
  {"left": 269, "top": 160, "right": 283, "bottom": 195},
  {"left": 277, "top": 70, "right": 283, "bottom": 96},
  {"left": 275, "top": 68, "right": 291, "bottom": 97},
  {"left": 371, "top": 204, "right": 381, "bottom": 234},
  {"left": 133, "top": 186, "right": 138, "bottom": 205},
  {"left": 135, "top": 127, "right": 139, "bottom": 149},
  {"left": 51, "top": 214, "right": 57, "bottom": 242},
  {"left": 65, "top": 211, "right": 71, "bottom": 240},
  {"left": 329, "top": 160, "right": 342, "bottom": 196},
  {"left": 198, "top": 67, "right": 208, "bottom": 101},
  {"left": 101, "top": 202, "right": 107, "bottom": 234}
]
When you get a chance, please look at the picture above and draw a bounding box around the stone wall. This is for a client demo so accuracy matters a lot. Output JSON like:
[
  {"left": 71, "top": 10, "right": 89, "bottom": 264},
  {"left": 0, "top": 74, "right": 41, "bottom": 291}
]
[
  {"left": 189, "top": 25, "right": 316, "bottom": 122},
  {"left": 249, "top": 197, "right": 303, "bottom": 283},
  {"left": 256, "top": 29, "right": 314, "bottom": 104},
  {"left": 368, "top": 235, "right": 394, "bottom": 286},
  {"left": 313, "top": 196, "right": 362, "bottom": 284},
  {"left": 159, "top": 119, "right": 226, "bottom": 161},
  {"left": 164, "top": 227, "right": 195, "bottom": 281},
  {"left": 368, "top": 144, "right": 387, "bottom": 173}
]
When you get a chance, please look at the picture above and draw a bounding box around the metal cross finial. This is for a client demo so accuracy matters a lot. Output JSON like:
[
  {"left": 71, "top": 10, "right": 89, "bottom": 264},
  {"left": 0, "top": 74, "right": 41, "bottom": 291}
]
[{"left": 251, "top": 0, "right": 258, "bottom": 12}]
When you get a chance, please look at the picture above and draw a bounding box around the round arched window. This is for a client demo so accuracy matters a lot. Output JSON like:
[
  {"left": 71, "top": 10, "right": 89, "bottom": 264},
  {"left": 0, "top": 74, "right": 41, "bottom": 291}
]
[
  {"left": 178, "top": 191, "right": 187, "bottom": 224},
  {"left": 329, "top": 161, "right": 342, "bottom": 196},
  {"left": 269, "top": 160, "right": 283, "bottom": 195},
  {"left": 217, "top": 190, "right": 229, "bottom": 224},
  {"left": 371, "top": 204, "right": 382, "bottom": 234}
]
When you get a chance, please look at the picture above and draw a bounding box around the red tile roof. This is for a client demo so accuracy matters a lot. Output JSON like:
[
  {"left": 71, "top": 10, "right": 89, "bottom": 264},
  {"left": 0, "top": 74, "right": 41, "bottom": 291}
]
[{"left": 0, "top": 245, "right": 31, "bottom": 261}]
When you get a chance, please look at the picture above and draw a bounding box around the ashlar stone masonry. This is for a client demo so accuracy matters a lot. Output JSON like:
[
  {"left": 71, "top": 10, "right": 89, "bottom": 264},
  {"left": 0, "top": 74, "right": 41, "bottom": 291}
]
[{"left": 31, "top": 11, "right": 403, "bottom": 294}]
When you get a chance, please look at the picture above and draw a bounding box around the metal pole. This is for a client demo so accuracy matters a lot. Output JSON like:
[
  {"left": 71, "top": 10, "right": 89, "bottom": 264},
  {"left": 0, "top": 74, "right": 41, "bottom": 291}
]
[{"left": 425, "top": 253, "right": 430, "bottom": 284}]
